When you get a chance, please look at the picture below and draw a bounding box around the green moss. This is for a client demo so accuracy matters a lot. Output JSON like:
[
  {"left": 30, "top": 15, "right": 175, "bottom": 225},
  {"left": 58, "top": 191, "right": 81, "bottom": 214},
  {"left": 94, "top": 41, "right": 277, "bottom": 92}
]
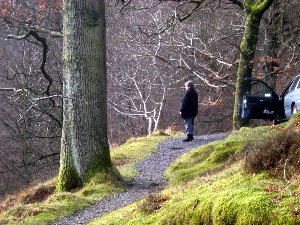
[
  {"left": 210, "top": 187, "right": 273, "bottom": 225},
  {"left": 0, "top": 193, "right": 90, "bottom": 225},
  {"left": 112, "top": 135, "right": 169, "bottom": 159},
  {"left": 165, "top": 140, "right": 231, "bottom": 184},
  {"left": 166, "top": 126, "right": 279, "bottom": 185},
  {"left": 55, "top": 162, "right": 82, "bottom": 193},
  {"left": 89, "top": 122, "right": 300, "bottom": 225},
  {"left": 0, "top": 178, "right": 121, "bottom": 225},
  {"left": 116, "top": 163, "right": 138, "bottom": 179},
  {"left": 78, "top": 170, "right": 124, "bottom": 201},
  {"left": 56, "top": 122, "right": 83, "bottom": 193},
  {"left": 7, "top": 124, "right": 300, "bottom": 225},
  {"left": 271, "top": 197, "right": 300, "bottom": 225},
  {"left": 291, "top": 112, "right": 300, "bottom": 120},
  {"left": 90, "top": 163, "right": 300, "bottom": 225},
  {"left": 85, "top": 156, "right": 113, "bottom": 184}
]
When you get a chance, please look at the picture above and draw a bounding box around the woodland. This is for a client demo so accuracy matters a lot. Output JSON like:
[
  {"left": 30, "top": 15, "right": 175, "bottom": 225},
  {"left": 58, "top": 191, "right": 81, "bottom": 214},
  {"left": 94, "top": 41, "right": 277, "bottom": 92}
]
[{"left": 0, "top": 0, "right": 299, "bottom": 210}]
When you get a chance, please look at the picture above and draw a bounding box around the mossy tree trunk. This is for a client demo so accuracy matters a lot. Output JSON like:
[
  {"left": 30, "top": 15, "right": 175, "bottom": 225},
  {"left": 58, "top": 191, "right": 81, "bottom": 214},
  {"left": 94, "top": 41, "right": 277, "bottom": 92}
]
[
  {"left": 56, "top": 0, "right": 112, "bottom": 192},
  {"left": 232, "top": 0, "right": 274, "bottom": 130}
]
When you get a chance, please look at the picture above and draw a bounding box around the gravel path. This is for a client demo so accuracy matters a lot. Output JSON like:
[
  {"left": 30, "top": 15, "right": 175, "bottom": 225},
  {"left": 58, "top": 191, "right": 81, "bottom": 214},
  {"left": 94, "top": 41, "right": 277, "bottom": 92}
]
[{"left": 52, "top": 133, "right": 228, "bottom": 225}]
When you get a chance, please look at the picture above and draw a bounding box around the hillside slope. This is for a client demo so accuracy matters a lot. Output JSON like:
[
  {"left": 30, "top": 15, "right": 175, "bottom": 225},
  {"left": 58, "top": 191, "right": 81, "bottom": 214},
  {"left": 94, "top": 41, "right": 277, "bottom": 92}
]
[
  {"left": 90, "top": 115, "right": 300, "bottom": 225},
  {"left": 0, "top": 134, "right": 173, "bottom": 225},
  {"left": 53, "top": 133, "right": 228, "bottom": 224}
]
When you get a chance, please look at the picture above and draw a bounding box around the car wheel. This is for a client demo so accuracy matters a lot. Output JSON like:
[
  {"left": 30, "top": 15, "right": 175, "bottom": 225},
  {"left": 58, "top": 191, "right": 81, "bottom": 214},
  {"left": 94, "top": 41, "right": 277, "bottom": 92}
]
[{"left": 292, "top": 106, "right": 298, "bottom": 115}]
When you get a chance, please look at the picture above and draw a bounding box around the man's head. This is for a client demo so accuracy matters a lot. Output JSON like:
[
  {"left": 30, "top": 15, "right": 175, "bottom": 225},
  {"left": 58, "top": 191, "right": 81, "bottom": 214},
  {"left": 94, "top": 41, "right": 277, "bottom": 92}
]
[{"left": 185, "top": 80, "right": 194, "bottom": 90}]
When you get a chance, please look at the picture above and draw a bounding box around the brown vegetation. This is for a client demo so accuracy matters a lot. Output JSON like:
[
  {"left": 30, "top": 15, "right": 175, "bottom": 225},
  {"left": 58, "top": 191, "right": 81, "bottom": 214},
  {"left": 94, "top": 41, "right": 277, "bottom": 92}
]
[
  {"left": 139, "top": 192, "right": 170, "bottom": 214},
  {"left": 244, "top": 125, "right": 300, "bottom": 180},
  {"left": 0, "top": 183, "right": 55, "bottom": 213}
]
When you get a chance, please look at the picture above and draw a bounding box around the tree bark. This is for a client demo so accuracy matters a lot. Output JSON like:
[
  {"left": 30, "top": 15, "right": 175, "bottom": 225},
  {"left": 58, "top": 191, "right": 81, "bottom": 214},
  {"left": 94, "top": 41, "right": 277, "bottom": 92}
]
[
  {"left": 232, "top": 0, "right": 274, "bottom": 130},
  {"left": 56, "top": 0, "right": 112, "bottom": 192}
]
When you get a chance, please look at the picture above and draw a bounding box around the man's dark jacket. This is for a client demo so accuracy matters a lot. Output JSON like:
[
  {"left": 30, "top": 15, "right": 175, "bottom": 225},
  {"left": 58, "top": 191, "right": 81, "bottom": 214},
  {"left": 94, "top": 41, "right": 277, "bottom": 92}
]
[{"left": 180, "top": 88, "right": 198, "bottom": 119}]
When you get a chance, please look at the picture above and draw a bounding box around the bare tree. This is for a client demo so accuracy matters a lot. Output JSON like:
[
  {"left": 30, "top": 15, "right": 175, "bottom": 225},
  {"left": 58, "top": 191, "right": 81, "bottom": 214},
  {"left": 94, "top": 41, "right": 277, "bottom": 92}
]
[
  {"left": 0, "top": 0, "right": 63, "bottom": 197},
  {"left": 107, "top": 0, "right": 237, "bottom": 138}
]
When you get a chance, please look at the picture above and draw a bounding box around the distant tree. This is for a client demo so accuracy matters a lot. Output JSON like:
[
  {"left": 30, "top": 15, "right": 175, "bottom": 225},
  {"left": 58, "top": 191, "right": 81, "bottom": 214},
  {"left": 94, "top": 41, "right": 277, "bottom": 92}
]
[
  {"left": 260, "top": 0, "right": 300, "bottom": 90},
  {"left": 56, "top": 0, "right": 112, "bottom": 192},
  {"left": 107, "top": 6, "right": 174, "bottom": 135},
  {"left": 108, "top": 1, "right": 235, "bottom": 138},
  {"left": 261, "top": 0, "right": 282, "bottom": 89},
  {"left": 0, "top": 0, "right": 63, "bottom": 197}
]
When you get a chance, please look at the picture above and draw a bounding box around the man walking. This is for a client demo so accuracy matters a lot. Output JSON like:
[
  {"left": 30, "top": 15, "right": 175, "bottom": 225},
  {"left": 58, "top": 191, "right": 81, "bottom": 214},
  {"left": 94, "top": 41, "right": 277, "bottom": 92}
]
[{"left": 180, "top": 80, "right": 198, "bottom": 142}]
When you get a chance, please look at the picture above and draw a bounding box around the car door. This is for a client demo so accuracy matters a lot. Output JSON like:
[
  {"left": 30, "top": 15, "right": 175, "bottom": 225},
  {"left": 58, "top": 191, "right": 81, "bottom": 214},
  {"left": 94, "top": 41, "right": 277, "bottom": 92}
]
[{"left": 242, "top": 78, "right": 280, "bottom": 120}]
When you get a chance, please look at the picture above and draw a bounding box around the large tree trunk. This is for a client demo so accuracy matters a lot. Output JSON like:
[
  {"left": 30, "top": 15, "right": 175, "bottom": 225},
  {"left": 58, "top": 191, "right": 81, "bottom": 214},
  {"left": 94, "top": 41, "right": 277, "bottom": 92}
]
[
  {"left": 232, "top": 0, "right": 274, "bottom": 130},
  {"left": 56, "top": 0, "right": 112, "bottom": 192}
]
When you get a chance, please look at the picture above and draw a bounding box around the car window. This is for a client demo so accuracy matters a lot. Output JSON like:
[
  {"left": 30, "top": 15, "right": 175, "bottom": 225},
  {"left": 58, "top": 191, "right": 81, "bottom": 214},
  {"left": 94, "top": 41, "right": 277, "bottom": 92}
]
[
  {"left": 282, "top": 79, "right": 294, "bottom": 98},
  {"left": 248, "top": 80, "right": 273, "bottom": 97},
  {"left": 289, "top": 76, "right": 300, "bottom": 92},
  {"left": 296, "top": 76, "right": 300, "bottom": 89}
]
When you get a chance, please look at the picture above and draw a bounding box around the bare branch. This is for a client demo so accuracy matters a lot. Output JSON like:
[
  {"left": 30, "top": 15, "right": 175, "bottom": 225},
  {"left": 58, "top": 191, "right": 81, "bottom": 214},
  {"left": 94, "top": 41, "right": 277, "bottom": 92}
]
[
  {"left": 25, "top": 24, "right": 62, "bottom": 37},
  {"left": 176, "top": 0, "right": 205, "bottom": 22},
  {"left": 8, "top": 30, "right": 55, "bottom": 107},
  {"left": 0, "top": 88, "right": 19, "bottom": 92},
  {"left": 228, "top": 0, "right": 244, "bottom": 9},
  {"left": 0, "top": 152, "right": 59, "bottom": 174}
]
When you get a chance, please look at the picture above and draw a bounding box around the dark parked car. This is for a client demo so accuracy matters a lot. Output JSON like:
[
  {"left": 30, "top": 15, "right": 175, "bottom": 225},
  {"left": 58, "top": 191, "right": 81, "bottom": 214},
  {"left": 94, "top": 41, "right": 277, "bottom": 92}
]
[{"left": 242, "top": 74, "right": 300, "bottom": 123}]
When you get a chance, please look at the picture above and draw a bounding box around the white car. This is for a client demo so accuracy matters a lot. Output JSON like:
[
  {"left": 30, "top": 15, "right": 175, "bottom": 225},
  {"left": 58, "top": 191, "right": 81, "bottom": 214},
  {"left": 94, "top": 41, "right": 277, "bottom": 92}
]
[{"left": 282, "top": 75, "right": 300, "bottom": 119}]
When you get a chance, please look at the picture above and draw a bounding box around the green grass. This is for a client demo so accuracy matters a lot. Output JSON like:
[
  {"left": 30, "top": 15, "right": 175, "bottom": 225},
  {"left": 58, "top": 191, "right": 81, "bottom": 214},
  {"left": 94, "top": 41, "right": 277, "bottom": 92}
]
[
  {"left": 89, "top": 116, "right": 300, "bottom": 225},
  {"left": 0, "top": 132, "right": 174, "bottom": 225},
  {"left": 4, "top": 116, "right": 300, "bottom": 225},
  {"left": 90, "top": 162, "right": 300, "bottom": 225},
  {"left": 166, "top": 126, "right": 279, "bottom": 184},
  {"left": 0, "top": 175, "right": 122, "bottom": 225}
]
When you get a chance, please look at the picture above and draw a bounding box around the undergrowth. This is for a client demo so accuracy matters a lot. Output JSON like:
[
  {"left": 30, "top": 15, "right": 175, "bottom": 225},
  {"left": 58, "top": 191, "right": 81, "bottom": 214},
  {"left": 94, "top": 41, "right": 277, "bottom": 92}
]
[
  {"left": 4, "top": 115, "right": 300, "bottom": 225},
  {"left": 244, "top": 128, "right": 300, "bottom": 179},
  {"left": 139, "top": 192, "right": 170, "bottom": 215},
  {"left": 0, "top": 172, "right": 122, "bottom": 225}
]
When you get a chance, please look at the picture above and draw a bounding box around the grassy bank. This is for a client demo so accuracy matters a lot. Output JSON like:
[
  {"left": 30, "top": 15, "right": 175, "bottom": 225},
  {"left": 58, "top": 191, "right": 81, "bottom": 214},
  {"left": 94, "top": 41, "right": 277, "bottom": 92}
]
[{"left": 90, "top": 115, "right": 300, "bottom": 225}]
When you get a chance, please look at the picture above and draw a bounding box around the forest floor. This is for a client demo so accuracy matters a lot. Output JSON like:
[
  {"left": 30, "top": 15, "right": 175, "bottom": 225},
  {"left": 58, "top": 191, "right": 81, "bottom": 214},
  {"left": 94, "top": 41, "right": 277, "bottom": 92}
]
[{"left": 52, "top": 133, "right": 228, "bottom": 225}]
